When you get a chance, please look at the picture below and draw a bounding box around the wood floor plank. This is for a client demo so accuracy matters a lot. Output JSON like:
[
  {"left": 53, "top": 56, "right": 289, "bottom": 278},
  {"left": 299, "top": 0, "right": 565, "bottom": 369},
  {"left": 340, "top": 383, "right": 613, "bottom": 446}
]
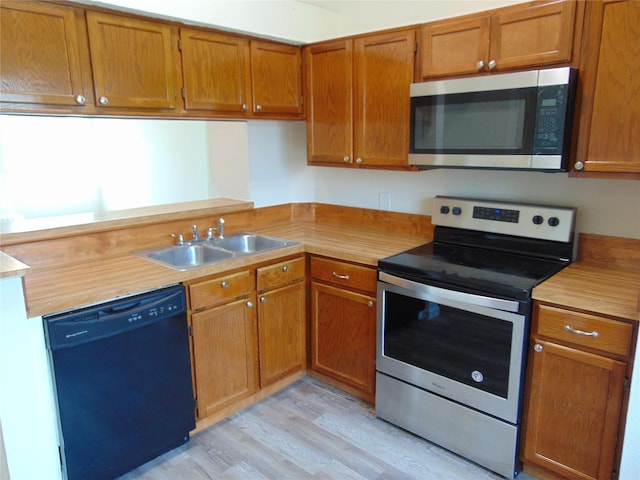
[{"left": 119, "top": 377, "right": 537, "bottom": 480}]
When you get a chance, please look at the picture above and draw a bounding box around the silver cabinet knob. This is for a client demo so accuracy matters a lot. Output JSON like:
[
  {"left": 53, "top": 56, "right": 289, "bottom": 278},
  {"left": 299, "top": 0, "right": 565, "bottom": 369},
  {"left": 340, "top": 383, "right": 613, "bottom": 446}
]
[
  {"left": 367, "top": 301, "right": 374, "bottom": 307},
  {"left": 221, "top": 281, "right": 229, "bottom": 288},
  {"left": 476, "top": 60, "right": 485, "bottom": 70},
  {"left": 534, "top": 344, "right": 543, "bottom": 353},
  {"left": 343, "top": 155, "right": 350, "bottom": 163},
  {"left": 356, "top": 157, "right": 362, "bottom": 164},
  {"left": 488, "top": 59, "right": 497, "bottom": 70},
  {"left": 260, "top": 297, "right": 267, "bottom": 303},
  {"left": 99, "top": 96, "right": 109, "bottom": 105},
  {"left": 256, "top": 104, "right": 262, "bottom": 111},
  {"left": 282, "top": 266, "right": 289, "bottom": 272},
  {"left": 75, "top": 95, "right": 86, "bottom": 105},
  {"left": 246, "top": 301, "right": 253, "bottom": 308},
  {"left": 574, "top": 161, "right": 585, "bottom": 171},
  {"left": 242, "top": 103, "right": 247, "bottom": 111}
]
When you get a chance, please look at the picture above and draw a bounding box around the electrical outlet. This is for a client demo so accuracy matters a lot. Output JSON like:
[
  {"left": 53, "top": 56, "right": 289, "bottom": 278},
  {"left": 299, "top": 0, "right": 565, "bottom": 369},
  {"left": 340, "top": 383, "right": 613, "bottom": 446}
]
[{"left": 379, "top": 192, "right": 391, "bottom": 211}]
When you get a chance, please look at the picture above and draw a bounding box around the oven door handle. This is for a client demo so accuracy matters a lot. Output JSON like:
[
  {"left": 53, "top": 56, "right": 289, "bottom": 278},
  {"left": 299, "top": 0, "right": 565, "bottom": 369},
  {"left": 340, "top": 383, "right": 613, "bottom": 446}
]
[{"left": 378, "top": 271, "right": 521, "bottom": 313}]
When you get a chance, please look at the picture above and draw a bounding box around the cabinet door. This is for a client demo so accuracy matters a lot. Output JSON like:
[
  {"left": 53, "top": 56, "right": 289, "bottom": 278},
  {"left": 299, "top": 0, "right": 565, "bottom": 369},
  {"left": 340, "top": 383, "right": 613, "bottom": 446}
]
[
  {"left": 191, "top": 297, "right": 258, "bottom": 419},
  {"left": 0, "top": 2, "right": 90, "bottom": 107},
  {"left": 354, "top": 30, "right": 415, "bottom": 168},
  {"left": 574, "top": 0, "right": 640, "bottom": 176},
  {"left": 522, "top": 339, "right": 626, "bottom": 480},
  {"left": 304, "top": 40, "right": 353, "bottom": 165},
  {"left": 489, "top": 0, "right": 576, "bottom": 72},
  {"left": 421, "top": 15, "right": 490, "bottom": 79},
  {"left": 181, "top": 28, "right": 251, "bottom": 113},
  {"left": 257, "top": 282, "right": 306, "bottom": 387},
  {"left": 86, "top": 11, "right": 178, "bottom": 109},
  {"left": 311, "top": 282, "right": 376, "bottom": 394},
  {"left": 251, "top": 41, "right": 302, "bottom": 116}
]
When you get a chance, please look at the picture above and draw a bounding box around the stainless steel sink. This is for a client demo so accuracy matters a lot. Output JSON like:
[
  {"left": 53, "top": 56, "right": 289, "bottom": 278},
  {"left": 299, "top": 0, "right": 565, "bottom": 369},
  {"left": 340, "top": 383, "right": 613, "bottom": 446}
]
[
  {"left": 214, "top": 232, "right": 298, "bottom": 253},
  {"left": 135, "top": 244, "right": 235, "bottom": 270},
  {"left": 133, "top": 233, "right": 297, "bottom": 270}
]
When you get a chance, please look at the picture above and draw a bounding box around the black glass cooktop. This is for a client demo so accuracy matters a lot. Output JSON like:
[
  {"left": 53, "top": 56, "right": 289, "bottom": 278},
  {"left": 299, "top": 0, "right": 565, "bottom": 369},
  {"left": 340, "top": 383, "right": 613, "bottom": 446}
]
[{"left": 378, "top": 241, "right": 570, "bottom": 301}]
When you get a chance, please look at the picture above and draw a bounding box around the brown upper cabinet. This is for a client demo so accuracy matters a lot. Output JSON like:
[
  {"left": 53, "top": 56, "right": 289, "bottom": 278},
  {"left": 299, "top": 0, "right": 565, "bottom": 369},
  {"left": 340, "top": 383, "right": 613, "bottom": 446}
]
[
  {"left": 180, "top": 29, "right": 252, "bottom": 114},
  {"left": 0, "top": 1, "right": 92, "bottom": 108},
  {"left": 304, "top": 29, "right": 417, "bottom": 169},
  {"left": 86, "top": 11, "right": 179, "bottom": 110},
  {"left": 572, "top": 0, "right": 640, "bottom": 178},
  {"left": 421, "top": 0, "right": 578, "bottom": 79},
  {"left": 250, "top": 41, "right": 303, "bottom": 117},
  {"left": 180, "top": 31, "right": 302, "bottom": 118}
]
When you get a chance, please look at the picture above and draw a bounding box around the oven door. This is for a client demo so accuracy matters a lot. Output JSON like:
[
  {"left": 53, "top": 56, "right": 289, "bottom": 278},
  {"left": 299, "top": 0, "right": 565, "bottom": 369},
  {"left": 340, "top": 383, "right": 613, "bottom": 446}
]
[{"left": 377, "top": 272, "right": 528, "bottom": 424}]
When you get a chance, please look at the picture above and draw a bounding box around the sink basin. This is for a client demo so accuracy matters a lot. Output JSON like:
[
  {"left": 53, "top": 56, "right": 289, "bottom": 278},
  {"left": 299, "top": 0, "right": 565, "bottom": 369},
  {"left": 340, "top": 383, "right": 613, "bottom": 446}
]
[
  {"left": 134, "top": 233, "right": 296, "bottom": 270},
  {"left": 136, "top": 244, "right": 235, "bottom": 270},
  {"left": 214, "top": 232, "right": 297, "bottom": 253}
]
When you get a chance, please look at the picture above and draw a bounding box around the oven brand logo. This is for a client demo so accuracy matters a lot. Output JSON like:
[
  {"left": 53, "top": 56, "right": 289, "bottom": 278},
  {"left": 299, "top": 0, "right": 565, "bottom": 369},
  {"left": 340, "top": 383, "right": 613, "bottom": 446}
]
[{"left": 471, "top": 370, "right": 484, "bottom": 383}]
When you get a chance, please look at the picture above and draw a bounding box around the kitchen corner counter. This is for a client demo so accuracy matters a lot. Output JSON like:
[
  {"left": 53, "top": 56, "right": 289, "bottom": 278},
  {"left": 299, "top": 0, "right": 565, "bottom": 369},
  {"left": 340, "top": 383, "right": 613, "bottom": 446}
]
[
  {"left": 0, "top": 251, "right": 29, "bottom": 279},
  {"left": 533, "top": 262, "right": 640, "bottom": 321}
]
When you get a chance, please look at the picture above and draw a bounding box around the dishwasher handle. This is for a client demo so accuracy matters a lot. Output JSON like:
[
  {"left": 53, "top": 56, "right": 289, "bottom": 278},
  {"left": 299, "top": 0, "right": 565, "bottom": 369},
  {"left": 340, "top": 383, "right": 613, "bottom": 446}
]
[{"left": 45, "top": 285, "right": 186, "bottom": 351}]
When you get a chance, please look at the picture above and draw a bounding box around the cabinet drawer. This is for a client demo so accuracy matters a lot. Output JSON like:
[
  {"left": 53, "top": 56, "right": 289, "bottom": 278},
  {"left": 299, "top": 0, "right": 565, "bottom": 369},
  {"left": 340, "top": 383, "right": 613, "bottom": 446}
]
[
  {"left": 190, "top": 271, "right": 252, "bottom": 310},
  {"left": 256, "top": 257, "right": 305, "bottom": 291},
  {"left": 535, "top": 304, "right": 633, "bottom": 358},
  {"left": 310, "top": 257, "right": 376, "bottom": 293}
]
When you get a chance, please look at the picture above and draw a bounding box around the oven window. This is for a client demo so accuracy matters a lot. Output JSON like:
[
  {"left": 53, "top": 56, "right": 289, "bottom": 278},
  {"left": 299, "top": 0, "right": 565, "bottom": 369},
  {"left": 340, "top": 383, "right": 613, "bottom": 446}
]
[
  {"left": 382, "top": 291, "right": 512, "bottom": 398},
  {"left": 411, "top": 88, "right": 536, "bottom": 155}
]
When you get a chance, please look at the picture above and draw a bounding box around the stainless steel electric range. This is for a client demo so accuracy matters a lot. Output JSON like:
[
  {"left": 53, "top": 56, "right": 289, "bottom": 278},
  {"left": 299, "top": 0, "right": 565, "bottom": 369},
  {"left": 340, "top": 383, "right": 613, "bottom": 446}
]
[{"left": 376, "top": 196, "right": 576, "bottom": 479}]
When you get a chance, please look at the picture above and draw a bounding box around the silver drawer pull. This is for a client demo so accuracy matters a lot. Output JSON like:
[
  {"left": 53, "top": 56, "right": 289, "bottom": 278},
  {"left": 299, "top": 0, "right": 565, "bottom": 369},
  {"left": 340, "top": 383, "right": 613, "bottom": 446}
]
[
  {"left": 564, "top": 325, "right": 599, "bottom": 337},
  {"left": 221, "top": 281, "right": 229, "bottom": 288},
  {"left": 283, "top": 266, "right": 289, "bottom": 272},
  {"left": 332, "top": 272, "right": 350, "bottom": 280}
]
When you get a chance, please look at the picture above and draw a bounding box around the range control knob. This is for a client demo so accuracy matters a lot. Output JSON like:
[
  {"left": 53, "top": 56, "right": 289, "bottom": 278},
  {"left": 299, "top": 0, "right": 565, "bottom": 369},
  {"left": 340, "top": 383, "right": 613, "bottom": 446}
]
[
  {"left": 440, "top": 206, "right": 450, "bottom": 214},
  {"left": 532, "top": 215, "right": 544, "bottom": 225},
  {"left": 548, "top": 217, "right": 560, "bottom": 227},
  {"left": 452, "top": 207, "right": 462, "bottom": 216}
]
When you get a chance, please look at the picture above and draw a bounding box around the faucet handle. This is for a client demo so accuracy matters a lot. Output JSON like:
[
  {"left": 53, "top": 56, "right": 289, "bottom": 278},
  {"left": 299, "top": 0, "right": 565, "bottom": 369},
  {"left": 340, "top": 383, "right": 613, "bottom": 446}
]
[
  {"left": 218, "top": 218, "right": 225, "bottom": 239},
  {"left": 192, "top": 224, "right": 200, "bottom": 241},
  {"left": 171, "top": 233, "right": 185, "bottom": 246}
]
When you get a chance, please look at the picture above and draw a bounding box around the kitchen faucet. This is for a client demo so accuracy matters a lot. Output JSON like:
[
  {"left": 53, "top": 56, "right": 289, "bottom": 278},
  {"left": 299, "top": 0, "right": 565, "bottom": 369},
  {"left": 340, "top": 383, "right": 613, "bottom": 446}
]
[{"left": 207, "top": 218, "right": 225, "bottom": 240}]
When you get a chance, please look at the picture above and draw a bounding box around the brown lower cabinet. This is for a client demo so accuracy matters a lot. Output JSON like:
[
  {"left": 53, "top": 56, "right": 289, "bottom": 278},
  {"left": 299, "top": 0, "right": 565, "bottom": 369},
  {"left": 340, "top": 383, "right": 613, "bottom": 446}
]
[
  {"left": 521, "top": 303, "right": 634, "bottom": 480},
  {"left": 309, "top": 256, "right": 377, "bottom": 401},
  {"left": 188, "top": 256, "right": 305, "bottom": 420}
]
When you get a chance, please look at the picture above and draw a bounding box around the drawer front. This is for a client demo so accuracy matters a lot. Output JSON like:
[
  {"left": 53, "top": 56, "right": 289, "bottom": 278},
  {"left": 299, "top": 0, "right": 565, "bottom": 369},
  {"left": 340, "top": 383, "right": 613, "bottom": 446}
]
[
  {"left": 190, "top": 271, "right": 253, "bottom": 310},
  {"left": 257, "top": 257, "right": 305, "bottom": 291},
  {"left": 535, "top": 304, "right": 633, "bottom": 358},
  {"left": 310, "top": 256, "right": 377, "bottom": 294}
]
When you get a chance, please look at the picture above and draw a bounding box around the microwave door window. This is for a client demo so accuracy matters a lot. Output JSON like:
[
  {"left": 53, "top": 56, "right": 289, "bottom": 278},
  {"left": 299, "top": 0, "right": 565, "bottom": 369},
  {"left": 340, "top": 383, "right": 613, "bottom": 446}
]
[{"left": 412, "top": 88, "right": 536, "bottom": 155}]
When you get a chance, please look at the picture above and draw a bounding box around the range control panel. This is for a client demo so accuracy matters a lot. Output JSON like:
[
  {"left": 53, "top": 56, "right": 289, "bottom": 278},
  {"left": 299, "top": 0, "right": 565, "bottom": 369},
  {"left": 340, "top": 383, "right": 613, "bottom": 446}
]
[{"left": 433, "top": 196, "right": 576, "bottom": 243}]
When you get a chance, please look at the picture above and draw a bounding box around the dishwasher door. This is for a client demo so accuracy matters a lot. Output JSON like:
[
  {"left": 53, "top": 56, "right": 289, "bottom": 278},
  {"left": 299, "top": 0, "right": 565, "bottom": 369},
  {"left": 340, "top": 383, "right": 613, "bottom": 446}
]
[{"left": 44, "top": 284, "right": 195, "bottom": 480}]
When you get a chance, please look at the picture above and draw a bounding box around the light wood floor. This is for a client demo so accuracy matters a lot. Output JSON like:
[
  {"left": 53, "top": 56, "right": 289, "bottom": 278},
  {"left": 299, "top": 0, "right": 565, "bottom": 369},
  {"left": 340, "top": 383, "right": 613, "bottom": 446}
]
[{"left": 119, "top": 377, "right": 537, "bottom": 480}]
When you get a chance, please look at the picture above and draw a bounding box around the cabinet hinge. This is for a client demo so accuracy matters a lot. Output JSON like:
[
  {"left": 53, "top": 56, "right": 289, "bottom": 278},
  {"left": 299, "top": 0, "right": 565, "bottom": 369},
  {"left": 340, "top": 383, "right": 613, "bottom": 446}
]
[
  {"left": 178, "top": 38, "right": 182, "bottom": 51},
  {"left": 611, "top": 469, "right": 618, "bottom": 480},
  {"left": 181, "top": 87, "right": 186, "bottom": 100},
  {"left": 194, "top": 397, "right": 198, "bottom": 412},
  {"left": 414, "top": 41, "right": 418, "bottom": 53},
  {"left": 624, "top": 377, "right": 630, "bottom": 392},
  {"left": 188, "top": 325, "right": 194, "bottom": 336}
]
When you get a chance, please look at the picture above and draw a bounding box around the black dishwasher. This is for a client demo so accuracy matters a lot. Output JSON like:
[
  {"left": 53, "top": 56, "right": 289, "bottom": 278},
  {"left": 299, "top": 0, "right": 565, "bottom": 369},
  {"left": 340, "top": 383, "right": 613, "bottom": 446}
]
[{"left": 44, "top": 284, "right": 195, "bottom": 480}]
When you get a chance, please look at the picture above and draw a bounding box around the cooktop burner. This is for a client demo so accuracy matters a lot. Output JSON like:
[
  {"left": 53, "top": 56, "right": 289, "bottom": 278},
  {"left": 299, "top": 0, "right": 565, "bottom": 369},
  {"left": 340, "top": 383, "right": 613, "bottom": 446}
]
[
  {"left": 378, "top": 196, "right": 577, "bottom": 301},
  {"left": 378, "top": 242, "right": 570, "bottom": 301}
]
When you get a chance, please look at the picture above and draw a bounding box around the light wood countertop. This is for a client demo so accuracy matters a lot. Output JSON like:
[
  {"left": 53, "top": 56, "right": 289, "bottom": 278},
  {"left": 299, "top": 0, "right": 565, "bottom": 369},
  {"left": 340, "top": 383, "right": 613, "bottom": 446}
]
[
  {"left": 0, "top": 251, "right": 29, "bottom": 279},
  {"left": 533, "top": 263, "right": 640, "bottom": 321},
  {"left": 18, "top": 221, "right": 427, "bottom": 318}
]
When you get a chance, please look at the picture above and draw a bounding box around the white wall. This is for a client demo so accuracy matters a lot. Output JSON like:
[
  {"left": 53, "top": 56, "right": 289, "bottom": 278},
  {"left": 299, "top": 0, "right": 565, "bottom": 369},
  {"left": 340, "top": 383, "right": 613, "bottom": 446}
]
[
  {"left": 0, "top": 277, "right": 61, "bottom": 480},
  {"left": 85, "top": 0, "right": 527, "bottom": 44},
  {"left": 312, "top": 163, "right": 640, "bottom": 239}
]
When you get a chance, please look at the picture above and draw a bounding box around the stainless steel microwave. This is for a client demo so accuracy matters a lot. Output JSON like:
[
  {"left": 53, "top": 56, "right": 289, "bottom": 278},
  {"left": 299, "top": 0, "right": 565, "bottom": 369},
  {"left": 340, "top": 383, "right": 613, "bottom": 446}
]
[{"left": 409, "top": 67, "right": 578, "bottom": 171}]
